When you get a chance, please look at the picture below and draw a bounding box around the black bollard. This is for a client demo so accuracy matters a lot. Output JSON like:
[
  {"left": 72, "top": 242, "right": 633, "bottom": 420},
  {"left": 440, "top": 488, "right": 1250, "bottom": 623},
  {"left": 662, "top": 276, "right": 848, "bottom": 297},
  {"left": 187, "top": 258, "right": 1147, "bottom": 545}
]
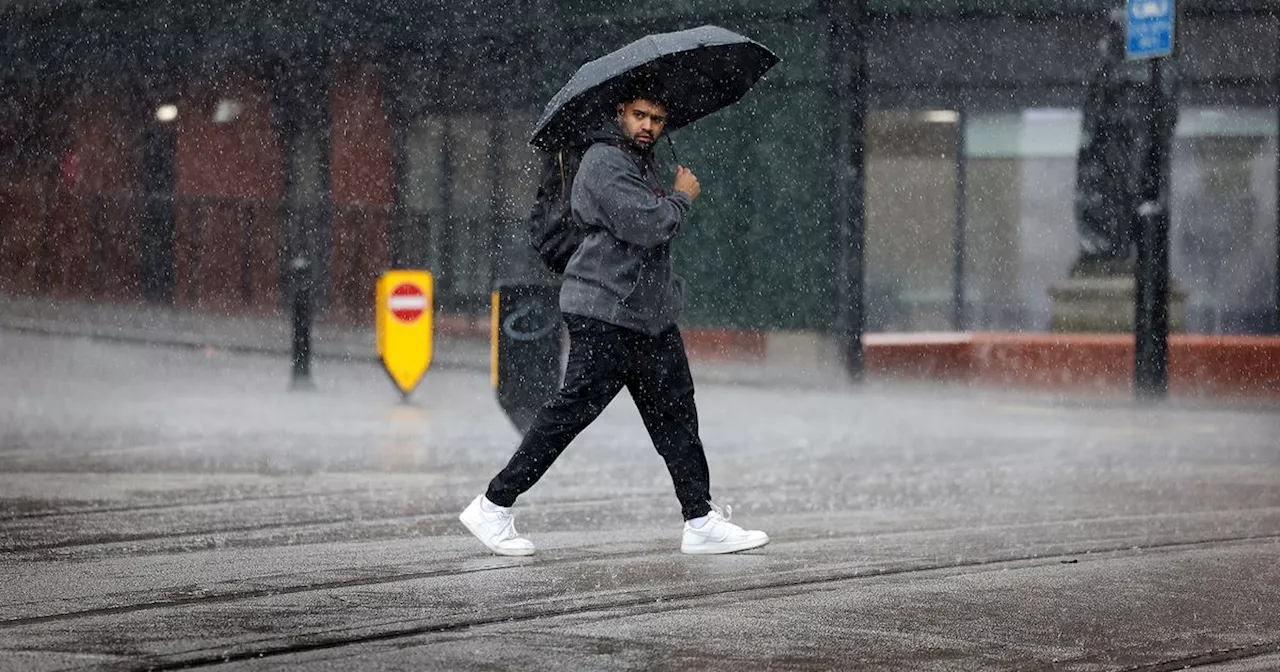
[
  {"left": 492, "top": 282, "right": 562, "bottom": 432},
  {"left": 290, "top": 256, "right": 315, "bottom": 391}
]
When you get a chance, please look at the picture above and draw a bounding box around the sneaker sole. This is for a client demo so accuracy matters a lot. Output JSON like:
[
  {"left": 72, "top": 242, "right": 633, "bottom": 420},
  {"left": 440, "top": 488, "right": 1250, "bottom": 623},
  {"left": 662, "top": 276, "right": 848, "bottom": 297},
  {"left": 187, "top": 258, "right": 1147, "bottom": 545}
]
[
  {"left": 459, "top": 514, "right": 536, "bottom": 557},
  {"left": 680, "top": 536, "right": 769, "bottom": 555}
]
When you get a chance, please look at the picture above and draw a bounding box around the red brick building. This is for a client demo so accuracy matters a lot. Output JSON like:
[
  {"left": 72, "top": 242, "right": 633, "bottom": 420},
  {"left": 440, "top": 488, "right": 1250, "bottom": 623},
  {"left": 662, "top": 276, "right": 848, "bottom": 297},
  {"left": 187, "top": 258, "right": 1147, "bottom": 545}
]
[{"left": 0, "top": 59, "right": 420, "bottom": 322}]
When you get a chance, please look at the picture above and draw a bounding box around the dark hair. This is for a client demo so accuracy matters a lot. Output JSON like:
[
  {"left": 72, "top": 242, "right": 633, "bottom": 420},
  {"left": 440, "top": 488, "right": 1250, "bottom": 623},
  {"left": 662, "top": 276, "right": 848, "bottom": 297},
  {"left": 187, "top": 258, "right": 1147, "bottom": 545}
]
[{"left": 618, "top": 73, "right": 671, "bottom": 111}]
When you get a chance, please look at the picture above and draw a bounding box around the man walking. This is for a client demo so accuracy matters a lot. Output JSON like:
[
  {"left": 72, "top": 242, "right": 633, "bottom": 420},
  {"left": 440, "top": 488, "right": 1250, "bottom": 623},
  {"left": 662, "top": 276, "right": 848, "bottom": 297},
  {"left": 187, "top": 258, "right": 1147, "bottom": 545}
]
[{"left": 460, "top": 82, "right": 768, "bottom": 556}]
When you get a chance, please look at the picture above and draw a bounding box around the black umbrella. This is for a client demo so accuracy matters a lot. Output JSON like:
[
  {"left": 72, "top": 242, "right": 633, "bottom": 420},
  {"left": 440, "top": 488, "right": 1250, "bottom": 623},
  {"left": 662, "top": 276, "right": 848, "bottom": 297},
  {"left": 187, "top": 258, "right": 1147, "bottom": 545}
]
[{"left": 530, "top": 25, "right": 779, "bottom": 151}]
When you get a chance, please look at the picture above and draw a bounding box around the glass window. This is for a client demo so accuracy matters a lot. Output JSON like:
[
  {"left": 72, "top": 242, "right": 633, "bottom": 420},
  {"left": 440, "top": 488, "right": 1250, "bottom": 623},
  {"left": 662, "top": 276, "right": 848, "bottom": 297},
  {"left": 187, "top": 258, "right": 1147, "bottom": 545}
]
[
  {"left": 866, "top": 110, "right": 959, "bottom": 332},
  {"left": 1171, "top": 107, "right": 1277, "bottom": 334},
  {"left": 495, "top": 109, "right": 541, "bottom": 276},
  {"left": 964, "top": 108, "right": 1082, "bottom": 332},
  {"left": 401, "top": 112, "right": 505, "bottom": 309},
  {"left": 402, "top": 108, "right": 545, "bottom": 309},
  {"left": 962, "top": 105, "right": 1279, "bottom": 335}
]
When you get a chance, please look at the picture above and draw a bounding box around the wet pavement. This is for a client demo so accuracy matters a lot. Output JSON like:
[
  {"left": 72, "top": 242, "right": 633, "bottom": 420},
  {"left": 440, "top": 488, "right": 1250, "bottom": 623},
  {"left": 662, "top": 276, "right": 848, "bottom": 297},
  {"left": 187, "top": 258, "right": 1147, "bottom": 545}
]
[{"left": 2, "top": 329, "right": 1279, "bottom": 671}]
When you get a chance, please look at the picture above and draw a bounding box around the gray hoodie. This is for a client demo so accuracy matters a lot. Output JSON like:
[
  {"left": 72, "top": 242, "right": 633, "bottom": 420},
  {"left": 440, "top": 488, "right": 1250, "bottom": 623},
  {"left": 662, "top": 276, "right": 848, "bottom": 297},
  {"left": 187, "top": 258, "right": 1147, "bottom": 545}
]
[{"left": 559, "top": 122, "right": 693, "bottom": 336}]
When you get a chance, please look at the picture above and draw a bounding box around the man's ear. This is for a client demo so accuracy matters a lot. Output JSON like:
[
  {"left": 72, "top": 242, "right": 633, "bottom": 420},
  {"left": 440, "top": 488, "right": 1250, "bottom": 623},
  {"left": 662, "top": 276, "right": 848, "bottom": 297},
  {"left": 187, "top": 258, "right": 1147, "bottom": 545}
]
[{"left": 616, "top": 103, "right": 625, "bottom": 118}]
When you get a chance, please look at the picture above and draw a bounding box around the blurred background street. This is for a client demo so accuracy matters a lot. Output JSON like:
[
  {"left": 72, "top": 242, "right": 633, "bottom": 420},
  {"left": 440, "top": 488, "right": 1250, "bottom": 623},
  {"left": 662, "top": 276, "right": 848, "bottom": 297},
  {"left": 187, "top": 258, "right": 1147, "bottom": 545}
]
[
  {"left": 4, "top": 1, "right": 1280, "bottom": 668},
  {"left": 2, "top": 331, "right": 1278, "bottom": 670}
]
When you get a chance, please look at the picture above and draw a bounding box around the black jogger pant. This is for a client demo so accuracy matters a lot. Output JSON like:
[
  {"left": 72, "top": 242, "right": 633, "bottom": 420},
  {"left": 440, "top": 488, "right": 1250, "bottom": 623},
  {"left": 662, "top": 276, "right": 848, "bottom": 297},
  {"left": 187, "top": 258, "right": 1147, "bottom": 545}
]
[{"left": 485, "top": 314, "right": 712, "bottom": 521}]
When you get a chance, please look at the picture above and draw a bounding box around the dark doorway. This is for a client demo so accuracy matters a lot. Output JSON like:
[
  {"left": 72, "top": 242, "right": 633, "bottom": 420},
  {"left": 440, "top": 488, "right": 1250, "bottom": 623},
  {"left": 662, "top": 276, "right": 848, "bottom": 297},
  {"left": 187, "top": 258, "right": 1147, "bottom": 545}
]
[{"left": 139, "top": 121, "right": 176, "bottom": 303}]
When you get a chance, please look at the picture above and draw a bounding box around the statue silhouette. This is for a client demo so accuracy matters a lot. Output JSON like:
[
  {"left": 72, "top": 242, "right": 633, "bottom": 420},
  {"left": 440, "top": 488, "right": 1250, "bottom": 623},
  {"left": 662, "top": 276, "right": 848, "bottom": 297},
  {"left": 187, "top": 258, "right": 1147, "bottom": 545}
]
[{"left": 1072, "top": 10, "right": 1175, "bottom": 277}]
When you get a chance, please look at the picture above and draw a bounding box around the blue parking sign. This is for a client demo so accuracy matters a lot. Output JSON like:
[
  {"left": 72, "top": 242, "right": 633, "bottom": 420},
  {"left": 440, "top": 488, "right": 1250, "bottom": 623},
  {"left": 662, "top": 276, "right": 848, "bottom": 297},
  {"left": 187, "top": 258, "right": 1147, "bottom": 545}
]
[{"left": 1126, "top": 0, "right": 1174, "bottom": 59}]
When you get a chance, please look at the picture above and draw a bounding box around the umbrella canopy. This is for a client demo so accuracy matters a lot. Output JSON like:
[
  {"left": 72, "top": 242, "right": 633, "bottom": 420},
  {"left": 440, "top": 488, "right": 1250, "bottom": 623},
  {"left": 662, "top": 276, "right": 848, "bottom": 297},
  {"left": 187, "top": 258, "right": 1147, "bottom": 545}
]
[{"left": 530, "top": 25, "right": 779, "bottom": 151}]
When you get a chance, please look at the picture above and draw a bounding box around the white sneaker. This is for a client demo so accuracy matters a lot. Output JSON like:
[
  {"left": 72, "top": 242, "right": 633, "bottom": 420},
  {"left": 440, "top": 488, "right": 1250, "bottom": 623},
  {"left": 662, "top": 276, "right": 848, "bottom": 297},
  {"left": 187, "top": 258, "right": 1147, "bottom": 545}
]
[
  {"left": 681, "top": 502, "right": 769, "bottom": 555},
  {"left": 459, "top": 495, "right": 535, "bottom": 556}
]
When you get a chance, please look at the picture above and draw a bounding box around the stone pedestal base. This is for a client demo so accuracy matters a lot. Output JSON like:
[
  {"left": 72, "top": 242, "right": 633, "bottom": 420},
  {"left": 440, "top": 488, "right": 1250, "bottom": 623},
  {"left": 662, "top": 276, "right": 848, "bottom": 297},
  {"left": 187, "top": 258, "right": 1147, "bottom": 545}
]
[{"left": 1049, "top": 276, "right": 1187, "bottom": 333}]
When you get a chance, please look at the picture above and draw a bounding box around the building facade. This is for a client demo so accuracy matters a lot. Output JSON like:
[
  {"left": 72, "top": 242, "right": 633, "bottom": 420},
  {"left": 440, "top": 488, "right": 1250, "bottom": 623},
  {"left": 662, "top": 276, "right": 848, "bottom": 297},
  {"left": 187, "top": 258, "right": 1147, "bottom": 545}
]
[{"left": 0, "top": 0, "right": 1275, "bottom": 333}]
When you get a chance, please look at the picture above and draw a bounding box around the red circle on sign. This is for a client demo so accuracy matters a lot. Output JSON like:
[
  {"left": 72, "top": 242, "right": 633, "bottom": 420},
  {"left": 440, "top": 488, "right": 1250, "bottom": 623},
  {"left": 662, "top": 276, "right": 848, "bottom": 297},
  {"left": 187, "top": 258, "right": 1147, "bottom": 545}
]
[{"left": 389, "top": 283, "right": 427, "bottom": 323}]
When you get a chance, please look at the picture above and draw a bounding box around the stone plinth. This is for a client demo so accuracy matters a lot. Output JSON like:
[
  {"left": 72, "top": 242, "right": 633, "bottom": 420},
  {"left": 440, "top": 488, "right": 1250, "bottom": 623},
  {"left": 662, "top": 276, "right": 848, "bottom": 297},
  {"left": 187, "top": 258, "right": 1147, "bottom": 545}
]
[{"left": 1049, "top": 275, "right": 1186, "bottom": 333}]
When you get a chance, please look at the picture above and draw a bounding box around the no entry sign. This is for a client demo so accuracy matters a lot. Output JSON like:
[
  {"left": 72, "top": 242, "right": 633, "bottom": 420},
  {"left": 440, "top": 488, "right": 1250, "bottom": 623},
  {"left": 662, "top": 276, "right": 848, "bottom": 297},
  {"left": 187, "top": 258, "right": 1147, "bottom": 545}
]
[
  {"left": 389, "top": 283, "right": 428, "bottom": 323},
  {"left": 376, "top": 271, "right": 434, "bottom": 399}
]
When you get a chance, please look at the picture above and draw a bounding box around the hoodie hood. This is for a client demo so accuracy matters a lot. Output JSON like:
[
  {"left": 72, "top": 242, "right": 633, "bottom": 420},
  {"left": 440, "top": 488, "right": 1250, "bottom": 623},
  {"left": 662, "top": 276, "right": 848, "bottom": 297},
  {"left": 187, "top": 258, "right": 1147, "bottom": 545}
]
[{"left": 589, "top": 118, "right": 624, "bottom": 144}]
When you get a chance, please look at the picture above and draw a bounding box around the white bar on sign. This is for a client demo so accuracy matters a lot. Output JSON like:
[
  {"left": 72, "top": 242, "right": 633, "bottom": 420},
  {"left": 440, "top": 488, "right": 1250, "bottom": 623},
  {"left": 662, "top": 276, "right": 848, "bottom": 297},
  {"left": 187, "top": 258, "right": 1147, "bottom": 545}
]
[{"left": 388, "top": 296, "right": 428, "bottom": 310}]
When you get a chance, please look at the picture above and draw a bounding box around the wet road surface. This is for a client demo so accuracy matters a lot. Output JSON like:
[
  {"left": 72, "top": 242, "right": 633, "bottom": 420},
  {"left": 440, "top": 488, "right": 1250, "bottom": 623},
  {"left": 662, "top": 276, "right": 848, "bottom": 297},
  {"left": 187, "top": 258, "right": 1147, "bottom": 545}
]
[{"left": 2, "top": 330, "right": 1278, "bottom": 670}]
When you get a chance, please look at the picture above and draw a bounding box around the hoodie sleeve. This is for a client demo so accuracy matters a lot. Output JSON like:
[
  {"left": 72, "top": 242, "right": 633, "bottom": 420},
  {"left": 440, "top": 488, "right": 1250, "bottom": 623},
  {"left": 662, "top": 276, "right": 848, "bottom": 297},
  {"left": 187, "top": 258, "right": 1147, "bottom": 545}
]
[{"left": 572, "top": 145, "right": 691, "bottom": 248}]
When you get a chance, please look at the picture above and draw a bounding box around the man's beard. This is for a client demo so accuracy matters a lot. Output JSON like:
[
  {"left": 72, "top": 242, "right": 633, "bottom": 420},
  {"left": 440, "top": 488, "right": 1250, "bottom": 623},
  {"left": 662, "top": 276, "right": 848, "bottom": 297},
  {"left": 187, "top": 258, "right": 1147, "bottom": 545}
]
[{"left": 626, "top": 132, "right": 656, "bottom": 154}]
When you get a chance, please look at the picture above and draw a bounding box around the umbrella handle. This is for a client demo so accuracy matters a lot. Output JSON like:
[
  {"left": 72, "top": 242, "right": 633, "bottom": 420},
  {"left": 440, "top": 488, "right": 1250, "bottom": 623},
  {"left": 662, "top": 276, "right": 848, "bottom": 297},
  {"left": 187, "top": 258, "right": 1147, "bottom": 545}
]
[{"left": 665, "top": 135, "right": 679, "bottom": 167}]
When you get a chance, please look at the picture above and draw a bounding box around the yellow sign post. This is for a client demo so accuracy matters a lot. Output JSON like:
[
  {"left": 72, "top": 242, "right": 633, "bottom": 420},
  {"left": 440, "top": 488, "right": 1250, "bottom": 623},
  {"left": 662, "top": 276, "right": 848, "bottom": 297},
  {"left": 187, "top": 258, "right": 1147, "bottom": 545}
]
[{"left": 376, "top": 270, "right": 434, "bottom": 399}]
